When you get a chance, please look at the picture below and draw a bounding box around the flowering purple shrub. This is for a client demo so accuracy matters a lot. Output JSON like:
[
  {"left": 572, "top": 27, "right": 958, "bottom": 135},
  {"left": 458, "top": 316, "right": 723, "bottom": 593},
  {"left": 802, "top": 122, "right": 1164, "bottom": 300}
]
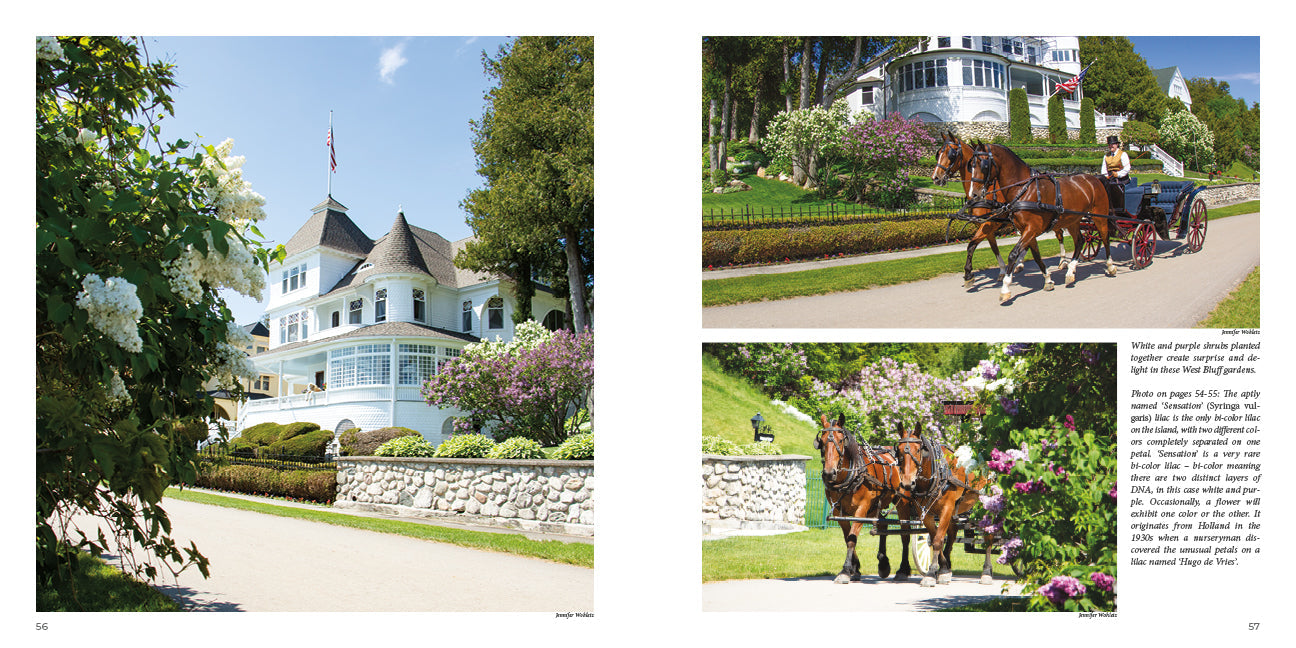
[
  {"left": 423, "top": 326, "right": 593, "bottom": 446},
  {"left": 841, "top": 112, "right": 936, "bottom": 207}
]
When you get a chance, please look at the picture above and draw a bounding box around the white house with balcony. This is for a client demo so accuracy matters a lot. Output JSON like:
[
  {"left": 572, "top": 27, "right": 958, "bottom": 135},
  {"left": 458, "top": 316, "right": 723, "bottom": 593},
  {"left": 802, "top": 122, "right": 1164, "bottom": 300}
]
[
  {"left": 844, "top": 36, "right": 1131, "bottom": 132},
  {"left": 239, "top": 195, "right": 568, "bottom": 445}
]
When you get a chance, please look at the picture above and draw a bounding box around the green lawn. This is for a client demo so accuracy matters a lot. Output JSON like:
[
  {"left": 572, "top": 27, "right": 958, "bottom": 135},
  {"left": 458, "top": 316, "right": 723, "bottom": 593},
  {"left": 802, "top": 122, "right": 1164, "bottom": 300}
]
[
  {"left": 702, "top": 527, "right": 1017, "bottom": 583},
  {"left": 1196, "top": 266, "right": 1259, "bottom": 328},
  {"left": 37, "top": 550, "right": 185, "bottom": 612},
  {"left": 701, "top": 353, "right": 819, "bottom": 458},
  {"left": 165, "top": 487, "right": 594, "bottom": 568}
]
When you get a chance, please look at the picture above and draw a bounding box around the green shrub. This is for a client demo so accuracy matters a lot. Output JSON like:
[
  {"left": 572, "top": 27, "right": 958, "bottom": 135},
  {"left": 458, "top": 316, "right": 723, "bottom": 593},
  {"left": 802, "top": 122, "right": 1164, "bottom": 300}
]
[
  {"left": 224, "top": 437, "right": 259, "bottom": 458},
  {"left": 1009, "top": 88, "right": 1030, "bottom": 143},
  {"left": 195, "top": 463, "right": 336, "bottom": 503},
  {"left": 266, "top": 429, "right": 332, "bottom": 459},
  {"left": 341, "top": 427, "right": 423, "bottom": 456},
  {"left": 434, "top": 434, "right": 496, "bottom": 458},
  {"left": 739, "top": 441, "right": 783, "bottom": 455},
  {"left": 277, "top": 421, "right": 321, "bottom": 441},
  {"left": 1079, "top": 97, "right": 1096, "bottom": 144},
  {"left": 553, "top": 433, "right": 594, "bottom": 460},
  {"left": 702, "top": 435, "right": 740, "bottom": 456},
  {"left": 240, "top": 422, "right": 283, "bottom": 446},
  {"left": 374, "top": 435, "right": 437, "bottom": 458},
  {"left": 171, "top": 419, "right": 211, "bottom": 448},
  {"left": 701, "top": 216, "right": 1015, "bottom": 267},
  {"left": 486, "top": 437, "right": 546, "bottom": 460}
]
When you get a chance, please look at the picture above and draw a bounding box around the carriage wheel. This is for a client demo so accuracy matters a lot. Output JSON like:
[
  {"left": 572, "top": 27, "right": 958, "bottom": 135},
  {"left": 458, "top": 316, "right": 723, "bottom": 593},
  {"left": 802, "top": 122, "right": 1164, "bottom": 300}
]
[
  {"left": 910, "top": 532, "right": 933, "bottom": 576},
  {"left": 1079, "top": 227, "right": 1100, "bottom": 261},
  {"left": 1130, "top": 222, "right": 1156, "bottom": 269},
  {"left": 1186, "top": 199, "right": 1208, "bottom": 253}
]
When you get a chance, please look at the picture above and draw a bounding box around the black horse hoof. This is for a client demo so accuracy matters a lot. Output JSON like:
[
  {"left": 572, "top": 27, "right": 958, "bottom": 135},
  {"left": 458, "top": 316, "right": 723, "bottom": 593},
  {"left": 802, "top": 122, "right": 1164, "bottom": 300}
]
[{"left": 877, "top": 559, "right": 891, "bottom": 580}]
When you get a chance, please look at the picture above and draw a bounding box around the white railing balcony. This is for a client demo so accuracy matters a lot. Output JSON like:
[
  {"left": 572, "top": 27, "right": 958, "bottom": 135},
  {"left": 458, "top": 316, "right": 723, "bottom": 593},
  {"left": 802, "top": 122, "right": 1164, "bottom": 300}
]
[{"left": 1133, "top": 143, "right": 1183, "bottom": 177}]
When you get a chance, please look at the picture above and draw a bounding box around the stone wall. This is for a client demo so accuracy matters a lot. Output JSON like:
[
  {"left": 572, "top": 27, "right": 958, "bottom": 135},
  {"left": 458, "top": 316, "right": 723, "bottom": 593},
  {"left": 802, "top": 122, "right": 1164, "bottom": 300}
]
[
  {"left": 702, "top": 455, "right": 809, "bottom": 531},
  {"left": 335, "top": 457, "right": 594, "bottom": 537},
  {"left": 1198, "top": 182, "right": 1259, "bottom": 206}
]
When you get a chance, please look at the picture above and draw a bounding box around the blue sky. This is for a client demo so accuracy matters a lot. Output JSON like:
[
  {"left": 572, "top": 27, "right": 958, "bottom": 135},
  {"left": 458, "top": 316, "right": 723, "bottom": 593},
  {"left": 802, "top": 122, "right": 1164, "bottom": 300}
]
[
  {"left": 142, "top": 36, "right": 516, "bottom": 324},
  {"left": 1129, "top": 36, "right": 1260, "bottom": 105}
]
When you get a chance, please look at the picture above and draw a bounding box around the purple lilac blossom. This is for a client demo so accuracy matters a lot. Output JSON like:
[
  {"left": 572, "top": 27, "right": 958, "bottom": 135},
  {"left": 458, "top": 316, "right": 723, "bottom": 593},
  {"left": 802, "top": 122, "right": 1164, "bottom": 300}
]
[
  {"left": 1038, "top": 575, "right": 1087, "bottom": 606},
  {"left": 999, "top": 396, "right": 1019, "bottom": 415},
  {"left": 1090, "top": 572, "right": 1115, "bottom": 592},
  {"left": 1004, "top": 343, "right": 1030, "bottom": 356}
]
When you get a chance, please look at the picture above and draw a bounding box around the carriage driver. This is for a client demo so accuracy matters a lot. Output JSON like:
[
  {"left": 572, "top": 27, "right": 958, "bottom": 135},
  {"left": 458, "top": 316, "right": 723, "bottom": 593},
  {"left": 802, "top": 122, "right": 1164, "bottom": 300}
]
[{"left": 1100, "top": 135, "right": 1131, "bottom": 212}]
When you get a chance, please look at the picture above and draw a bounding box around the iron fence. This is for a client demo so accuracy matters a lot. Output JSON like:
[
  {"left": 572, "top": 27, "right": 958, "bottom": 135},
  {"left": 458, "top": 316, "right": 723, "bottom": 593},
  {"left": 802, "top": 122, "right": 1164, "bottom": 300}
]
[
  {"left": 804, "top": 465, "right": 831, "bottom": 529},
  {"left": 197, "top": 447, "right": 336, "bottom": 472}
]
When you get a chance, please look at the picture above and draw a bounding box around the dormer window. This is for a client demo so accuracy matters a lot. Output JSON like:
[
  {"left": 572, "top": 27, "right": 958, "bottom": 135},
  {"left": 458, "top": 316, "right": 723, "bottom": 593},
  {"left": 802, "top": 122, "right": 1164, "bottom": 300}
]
[
  {"left": 281, "top": 263, "right": 307, "bottom": 294},
  {"left": 413, "top": 289, "right": 426, "bottom": 323},
  {"left": 349, "top": 298, "right": 363, "bottom": 325},
  {"left": 375, "top": 289, "right": 387, "bottom": 323},
  {"left": 486, "top": 296, "right": 504, "bottom": 330}
]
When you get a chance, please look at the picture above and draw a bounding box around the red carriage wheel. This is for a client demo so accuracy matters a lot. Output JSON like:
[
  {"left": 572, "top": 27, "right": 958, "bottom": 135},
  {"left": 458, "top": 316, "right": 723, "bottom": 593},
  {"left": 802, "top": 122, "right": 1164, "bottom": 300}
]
[
  {"left": 1186, "top": 199, "right": 1208, "bottom": 253},
  {"left": 1079, "top": 225, "right": 1100, "bottom": 261},
  {"left": 1130, "top": 222, "right": 1156, "bottom": 269}
]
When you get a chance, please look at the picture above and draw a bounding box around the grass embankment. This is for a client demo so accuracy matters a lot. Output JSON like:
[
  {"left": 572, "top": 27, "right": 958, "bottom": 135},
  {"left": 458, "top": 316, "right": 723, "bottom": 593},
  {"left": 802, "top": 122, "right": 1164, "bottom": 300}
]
[
  {"left": 37, "top": 550, "right": 185, "bottom": 612},
  {"left": 165, "top": 487, "right": 594, "bottom": 568},
  {"left": 701, "top": 353, "right": 819, "bottom": 458},
  {"left": 1195, "top": 266, "right": 1260, "bottom": 328},
  {"left": 702, "top": 200, "right": 1259, "bottom": 307},
  {"left": 702, "top": 527, "right": 1017, "bottom": 583}
]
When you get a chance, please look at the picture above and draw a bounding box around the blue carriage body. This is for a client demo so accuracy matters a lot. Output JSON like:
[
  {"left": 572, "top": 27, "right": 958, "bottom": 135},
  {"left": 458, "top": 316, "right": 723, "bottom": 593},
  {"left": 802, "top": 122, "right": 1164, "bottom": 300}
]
[{"left": 1121, "top": 176, "right": 1205, "bottom": 229}]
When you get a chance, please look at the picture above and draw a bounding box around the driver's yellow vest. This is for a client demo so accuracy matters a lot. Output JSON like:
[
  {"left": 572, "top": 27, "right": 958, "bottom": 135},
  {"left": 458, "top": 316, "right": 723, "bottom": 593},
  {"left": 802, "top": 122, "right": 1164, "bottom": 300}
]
[{"left": 1104, "top": 152, "right": 1124, "bottom": 174}]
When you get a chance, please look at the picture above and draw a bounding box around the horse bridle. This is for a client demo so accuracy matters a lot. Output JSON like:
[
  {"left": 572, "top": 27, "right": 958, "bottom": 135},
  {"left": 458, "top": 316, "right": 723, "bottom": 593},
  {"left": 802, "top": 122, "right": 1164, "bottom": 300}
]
[
  {"left": 895, "top": 430, "right": 965, "bottom": 518},
  {"left": 816, "top": 423, "right": 895, "bottom": 511},
  {"left": 933, "top": 141, "right": 964, "bottom": 185}
]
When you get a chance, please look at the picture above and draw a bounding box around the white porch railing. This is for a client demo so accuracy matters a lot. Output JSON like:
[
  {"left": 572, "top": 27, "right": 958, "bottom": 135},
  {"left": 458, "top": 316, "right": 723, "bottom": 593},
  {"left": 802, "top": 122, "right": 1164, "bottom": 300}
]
[
  {"left": 1095, "top": 110, "right": 1129, "bottom": 129},
  {"left": 243, "top": 384, "right": 426, "bottom": 414},
  {"left": 1135, "top": 143, "right": 1183, "bottom": 177}
]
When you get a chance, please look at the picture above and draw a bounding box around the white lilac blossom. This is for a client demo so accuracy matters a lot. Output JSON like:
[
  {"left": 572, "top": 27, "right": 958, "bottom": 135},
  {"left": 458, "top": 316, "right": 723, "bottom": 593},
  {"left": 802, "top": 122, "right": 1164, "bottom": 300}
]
[
  {"left": 36, "top": 37, "right": 65, "bottom": 61},
  {"left": 466, "top": 320, "right": 552, "bottom": 357},
  {"left": 771, "top": 399, "right": 814, "bottom": 423},
  {"left": 954, "top": 444, "right": 978, "bottom": 470},
  {"left": 75, "top": 274, "right": 144, "bottom": 352},
  {"left": 164, "top": 231, "right": 266, "bottom": 303},
  {"left": 201, "top": 139, "right": 267, "bottom": 226},
  {"left": 105, "top": 370, "right": 131, "bottom": 406},
  {"left": 208, "top": 322, "right": 257, "bottom": 389}
]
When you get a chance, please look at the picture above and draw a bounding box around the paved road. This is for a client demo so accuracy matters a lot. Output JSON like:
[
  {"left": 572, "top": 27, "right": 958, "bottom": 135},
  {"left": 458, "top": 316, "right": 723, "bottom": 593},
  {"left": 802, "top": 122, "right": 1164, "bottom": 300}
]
[
  {"left": 703, "top": 573, "right": 1024, "bottom": 612},
  {"left": 703, "top": 211, "right": 1258, "bottom": 328},
  {"left": 70, "top": 496, "right": 593, "bottom": 612}
]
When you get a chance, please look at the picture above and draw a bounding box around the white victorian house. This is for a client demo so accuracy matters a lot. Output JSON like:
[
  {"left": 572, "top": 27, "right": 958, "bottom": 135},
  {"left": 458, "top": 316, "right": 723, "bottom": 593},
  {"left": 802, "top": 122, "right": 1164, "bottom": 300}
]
[
  {"left": 844, "top": 36, "right": 1130, "bottom": 130},
  {"left": 238, "top": 196, "right": 567, "bottom": 444}
]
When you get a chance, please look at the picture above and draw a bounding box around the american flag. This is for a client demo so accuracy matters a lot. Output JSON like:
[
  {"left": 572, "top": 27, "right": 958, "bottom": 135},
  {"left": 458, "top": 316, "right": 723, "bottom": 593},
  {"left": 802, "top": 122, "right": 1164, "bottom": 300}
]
[
  {"left": 1054, "top": 63, "right": 1092, "bottom": 95},
  {"left": 326, "top": 127, "right": 336, "bottom": 172}
]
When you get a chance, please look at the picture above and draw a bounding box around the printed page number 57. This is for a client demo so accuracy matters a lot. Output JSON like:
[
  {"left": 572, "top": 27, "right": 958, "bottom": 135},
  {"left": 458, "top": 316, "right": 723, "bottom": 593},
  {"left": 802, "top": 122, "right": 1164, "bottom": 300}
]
[{"left": 1248, "top": 623, "right": 1260, "bottom": 631}]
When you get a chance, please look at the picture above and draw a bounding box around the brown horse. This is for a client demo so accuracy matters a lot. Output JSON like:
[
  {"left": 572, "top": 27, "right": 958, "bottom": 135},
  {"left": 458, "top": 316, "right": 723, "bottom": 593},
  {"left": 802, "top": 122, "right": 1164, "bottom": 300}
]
[
  {"left": 815, "top": 414, "right": 913, "bottom": 583},
  {"left": 967, "top": 142, "right": 1114, "bottom": 303},
  {"left": 932, "top": 132, "right": 1074, "bottom": 290},
  {"left": 894, "top": 423, "right": 995, "bottom": 587}
]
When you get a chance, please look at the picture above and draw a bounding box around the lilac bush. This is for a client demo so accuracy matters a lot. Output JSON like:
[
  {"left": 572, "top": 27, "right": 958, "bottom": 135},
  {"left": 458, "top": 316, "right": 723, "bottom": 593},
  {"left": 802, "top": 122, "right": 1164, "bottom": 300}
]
[
  {"left": 423, "top": 324, "right": 593, "bottom": 446},
  {"left": 841, "top": 112, "right": 936, "bottom": 207}
]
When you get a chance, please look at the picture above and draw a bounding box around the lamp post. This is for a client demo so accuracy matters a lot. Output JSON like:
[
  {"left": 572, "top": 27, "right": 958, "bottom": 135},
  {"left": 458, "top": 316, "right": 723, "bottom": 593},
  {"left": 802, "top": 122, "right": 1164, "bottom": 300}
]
[{"left": 751, "top": 412, "right": 774, "bottom": 443}]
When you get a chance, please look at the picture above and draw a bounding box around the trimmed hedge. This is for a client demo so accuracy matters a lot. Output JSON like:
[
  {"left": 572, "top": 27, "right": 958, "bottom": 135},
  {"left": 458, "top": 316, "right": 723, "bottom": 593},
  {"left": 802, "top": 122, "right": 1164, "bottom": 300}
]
[
  {"left": 277, "top": 421, "right": 321, "bottom": 441},
  {"left": 267, "top": 429, "right": 333, "bottom": 459},
  {"left": 195, "top": 464, "right": 336, "bottom": 504},
  {"left": 701, "top": 218, "right": 1013, "bottom": 267},
  {"left": 340, "top": 427, "right": 422, "bottom": 456},
  {"left": 240, "top": 422, "right": 284, "bottom": 446}
]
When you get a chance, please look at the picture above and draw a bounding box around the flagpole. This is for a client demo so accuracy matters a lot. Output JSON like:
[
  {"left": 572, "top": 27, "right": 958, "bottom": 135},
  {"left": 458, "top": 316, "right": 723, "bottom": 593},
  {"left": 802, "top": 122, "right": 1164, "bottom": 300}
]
[{"left": 327, "top": 111, "right": 333, "bottom": 198}]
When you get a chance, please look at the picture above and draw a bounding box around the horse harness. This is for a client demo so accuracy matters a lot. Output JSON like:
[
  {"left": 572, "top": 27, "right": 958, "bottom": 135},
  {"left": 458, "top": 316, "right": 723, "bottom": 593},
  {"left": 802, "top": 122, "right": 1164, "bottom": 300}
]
[
  {"left": 960, "top": 147, "right": 1096, "bottom": 229},
  {"left": 817, "top": 424, "right": 898, "bottom": 515},
  {"left": 896, "top": 433, "right": 980, "bottom": 519}
]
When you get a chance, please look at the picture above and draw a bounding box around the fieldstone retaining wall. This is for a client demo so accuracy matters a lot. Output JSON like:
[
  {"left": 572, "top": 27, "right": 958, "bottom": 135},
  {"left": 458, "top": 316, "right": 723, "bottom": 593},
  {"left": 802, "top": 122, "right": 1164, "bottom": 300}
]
[
  {"left": 335, "top": 457, "right": 594, "bottom": 537},
  {"left": 702, "top": 454, "right": 810, "bottom": 532},
  {"left": 1198, "top": 182, "right": 1259, "bottom": 206}
]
